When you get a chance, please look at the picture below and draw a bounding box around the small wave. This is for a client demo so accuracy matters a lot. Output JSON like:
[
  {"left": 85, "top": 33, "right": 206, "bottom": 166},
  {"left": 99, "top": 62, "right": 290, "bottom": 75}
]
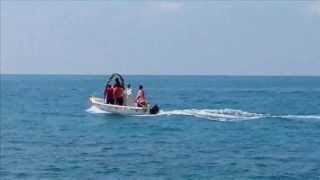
[{"left": 86, "top": 106, "right": 109, "bottom": 114}]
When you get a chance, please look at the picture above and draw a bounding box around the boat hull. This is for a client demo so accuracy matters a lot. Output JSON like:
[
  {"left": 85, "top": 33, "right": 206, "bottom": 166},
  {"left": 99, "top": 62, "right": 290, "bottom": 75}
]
[{"left": 89, "top": 96, "right": 149, "bottom": 115}]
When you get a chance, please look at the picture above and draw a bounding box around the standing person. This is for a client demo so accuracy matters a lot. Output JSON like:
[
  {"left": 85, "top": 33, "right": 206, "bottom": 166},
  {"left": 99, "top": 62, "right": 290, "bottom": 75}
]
[
  {"left": 104, "top": 84, "right": 109, "bottom": 103},
  {"left": 106, "top": 84, "right": 115, "bottom": 104},
  {"left": 136, "top": 85, "right": 147, "bottom": 107},
  {"left": 124, "top": 84, "right": 133, "bottom": 106},
  {"left": 114, "top": 84, "right": 124, "bottom": 105},
  {"left": 126, "top": 84, "right": 132, "bottom": 96},
  {"left": 115, "top": 78, "right": 121, "bottom": 88}
]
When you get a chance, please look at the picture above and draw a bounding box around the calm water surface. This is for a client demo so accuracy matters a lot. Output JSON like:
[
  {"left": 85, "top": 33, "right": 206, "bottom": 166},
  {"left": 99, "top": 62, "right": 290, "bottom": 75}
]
[{"left": 1, "top": 75, "right": 320, "bottom": 179}]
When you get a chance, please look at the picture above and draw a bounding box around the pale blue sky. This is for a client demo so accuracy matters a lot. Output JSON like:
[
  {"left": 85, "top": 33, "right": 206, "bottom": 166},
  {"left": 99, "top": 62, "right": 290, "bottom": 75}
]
[{"left": 1, "top": 1, "right": 320, "bottom": 75}]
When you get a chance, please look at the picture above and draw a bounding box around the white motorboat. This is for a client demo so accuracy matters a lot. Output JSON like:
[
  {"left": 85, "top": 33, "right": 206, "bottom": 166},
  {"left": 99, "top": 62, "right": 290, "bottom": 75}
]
[
  {"left": 89, "top": 96, "right": 159, "bottom": 115},
  {"left": 89, "top": 73, "right": 160, "bottom": 115}
]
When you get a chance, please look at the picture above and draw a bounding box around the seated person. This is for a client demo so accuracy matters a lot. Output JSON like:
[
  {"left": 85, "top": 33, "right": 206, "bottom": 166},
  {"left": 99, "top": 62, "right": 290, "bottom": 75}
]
[{"left": 136, "top": 85, "right": 147, "bottom": 107}]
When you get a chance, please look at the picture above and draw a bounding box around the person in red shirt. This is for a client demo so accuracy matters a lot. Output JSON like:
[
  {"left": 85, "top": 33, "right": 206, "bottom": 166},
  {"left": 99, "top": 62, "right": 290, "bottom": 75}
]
[
  {"left": 113, "top": 84, "right": 124, "bottom": 105},
  {"left": 104, "top": 84, "right": 114, "bottom": 104}
]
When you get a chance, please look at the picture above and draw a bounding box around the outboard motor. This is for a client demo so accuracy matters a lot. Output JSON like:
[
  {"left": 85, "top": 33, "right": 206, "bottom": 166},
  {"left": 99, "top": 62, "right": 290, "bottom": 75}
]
[{"left": 149, "top": 104, "right": 160, "bottom": 114}]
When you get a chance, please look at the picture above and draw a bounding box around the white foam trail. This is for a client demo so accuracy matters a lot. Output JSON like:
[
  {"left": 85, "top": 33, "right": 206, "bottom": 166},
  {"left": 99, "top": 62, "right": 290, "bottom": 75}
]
[
  {"left": 86, "top": 106, "right": 320, "bottom": 122},
  {"left": 86, "top": 106, "right": 110, "bottom": 114},
  {"left": 277, "top": 115, "right": 320, "bottom": 120},
  {"left": 157, "top": 109, "right": 265, "bottom": 121}
]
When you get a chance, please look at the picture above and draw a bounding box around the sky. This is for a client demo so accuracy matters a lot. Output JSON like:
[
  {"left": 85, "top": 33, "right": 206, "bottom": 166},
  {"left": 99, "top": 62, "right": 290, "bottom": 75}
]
[{"left": 1, "top": 1, "right": 320, "bottom": 75}]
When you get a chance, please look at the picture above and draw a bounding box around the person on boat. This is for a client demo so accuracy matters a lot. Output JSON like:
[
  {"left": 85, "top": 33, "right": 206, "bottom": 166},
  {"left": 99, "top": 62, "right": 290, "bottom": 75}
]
[
  {"left": 115, "top": 78, "right": 121, "bottom": 88},
  {"left": 126, "top": 84, "right": 132, "bottom": 96},
  {"left": 124, "top": 84, "right": 133, "bottom": 106},
  {"left": 114, "top": 83, "right": 124, "bottom": 106},
  {"left": 103, "top": 84, "right": 109, "bottom": 103},
  {"left": 136, "top": 85, "right": 147, "bottom": 107},
  {"left": 105, "top": 84, "right": 114, "bottom": 104}
]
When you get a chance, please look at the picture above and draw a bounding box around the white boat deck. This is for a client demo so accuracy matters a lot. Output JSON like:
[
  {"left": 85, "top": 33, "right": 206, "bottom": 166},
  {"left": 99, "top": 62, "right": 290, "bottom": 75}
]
[{"left": 90, "top": 97, "right": 149, "bottom": 115}]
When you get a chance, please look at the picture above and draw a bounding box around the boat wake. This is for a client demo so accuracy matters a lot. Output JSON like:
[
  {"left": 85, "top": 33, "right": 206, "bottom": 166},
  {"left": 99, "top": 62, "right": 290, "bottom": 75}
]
[
  {"left": 275, "top": 115, "right": 320, "bottom": 120},
  {"left": 86, "top": 106, "right": 320, "bottom": 122},
  {"left": 157, "top": 109, "right": 264, "bottom": 121}
]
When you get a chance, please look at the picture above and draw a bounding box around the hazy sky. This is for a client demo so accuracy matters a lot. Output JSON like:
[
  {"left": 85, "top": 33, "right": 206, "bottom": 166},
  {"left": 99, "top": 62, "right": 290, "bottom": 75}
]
[{"left": 1, "top": 1, "right": 320, "bottom": 75}]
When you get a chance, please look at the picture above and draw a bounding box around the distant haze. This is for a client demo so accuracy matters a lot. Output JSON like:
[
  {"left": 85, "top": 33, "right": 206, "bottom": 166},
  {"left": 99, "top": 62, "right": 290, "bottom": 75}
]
[{"left": 1, "top": 1, "right": 320, "bottom": 75}]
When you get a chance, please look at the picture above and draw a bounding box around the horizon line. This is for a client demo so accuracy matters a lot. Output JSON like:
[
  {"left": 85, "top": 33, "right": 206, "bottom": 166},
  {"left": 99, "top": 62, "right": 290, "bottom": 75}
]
[{"left": 1, "top": 73, "right": 320, "bottom": 77}]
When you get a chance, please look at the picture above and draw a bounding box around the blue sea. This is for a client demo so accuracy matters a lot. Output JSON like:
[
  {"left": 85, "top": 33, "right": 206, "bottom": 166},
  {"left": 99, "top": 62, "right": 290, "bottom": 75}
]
[{"left": 1, "top": 75, "right": 320, "bottom": 179}]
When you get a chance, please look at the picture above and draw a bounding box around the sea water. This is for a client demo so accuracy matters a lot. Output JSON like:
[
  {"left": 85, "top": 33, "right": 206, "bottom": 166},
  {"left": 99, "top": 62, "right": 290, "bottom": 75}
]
[{"left": 1, "top": 75, "right": 320, "bottom": 179}]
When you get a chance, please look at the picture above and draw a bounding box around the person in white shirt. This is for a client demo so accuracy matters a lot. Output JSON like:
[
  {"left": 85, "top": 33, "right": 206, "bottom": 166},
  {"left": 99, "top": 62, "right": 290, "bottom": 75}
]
[{"left": 124, "top": 84, "right": 133, "bottom": 106}]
